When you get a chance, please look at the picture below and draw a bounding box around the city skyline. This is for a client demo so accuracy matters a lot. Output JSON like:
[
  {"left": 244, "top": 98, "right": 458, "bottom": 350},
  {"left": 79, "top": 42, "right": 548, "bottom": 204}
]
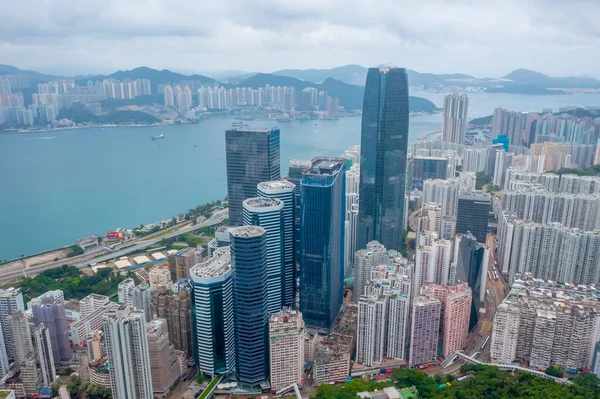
[{"left": 2, "top": 1, "right": 600, "bottom": 78}]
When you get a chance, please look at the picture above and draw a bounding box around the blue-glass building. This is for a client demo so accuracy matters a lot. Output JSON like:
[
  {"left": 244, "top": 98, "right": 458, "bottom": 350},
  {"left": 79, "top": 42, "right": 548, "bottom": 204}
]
[
  {"left": 455, "top": 232, "right": 486, "bottom": 331},
  {"left": 299, "top": 157, "right": 346, "bottom": 330},
  {"left": 230, "top": 226, "right": 269, "bottom": 386},
  {"left": 492, "top": 134, "right": 510, "bottom": 152},
  {"left": 358, "top": 66, "right": 409, "bottom": 251},
  {"left": 225, "top": 128, "right": 281, "bottom": 226}
]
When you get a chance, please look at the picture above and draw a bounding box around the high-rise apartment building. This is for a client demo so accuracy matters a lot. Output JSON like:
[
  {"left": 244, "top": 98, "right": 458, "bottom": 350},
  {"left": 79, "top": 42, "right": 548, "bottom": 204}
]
[
  {"left": 414, "top": 238, "right": 452, "bottom": 295},
  {"left": 441, "top": 93, "right": 469, "bottom": 145},
  {"left": 225, "top": 127, "right": 281, "bottom": 225},
  {"left": 421, "top": 282, "right": 471, "bottom": 356},
  {"left": 103, "top": 306, "right": 153, "bottom": 399},
  {"left": 189, "top": 247, "right": 235, "bottom": 375},
  {"left": 268, "top": 309, "right": 305, "bottom": 392},
  {"left": 230, "top": 226, "right": 269, "bottom": 386},
  {"left": 257, "top": 180, "right": 296, "bottom": 308},
  {"left": 149, "top": 267, "right": 171, "bottom": 289},
  {"left": 243, "top": 197, "right": 285, "bottom": 313},
  {"left": 354, "top": 241, "right": 387, "bottom": 302},
  {"left": 0, "top": 288, "right": 25, "bottom": 360},
  {"left": 132, "top": 283, "right": 152, "bottom": 323},
  {"left": 300, "top": 158, "right": 346, "bottom": 330},
  {"left": 7, "top": 311, "right": 33, "bottom": 365},
  {"left": 163, "top": 85, "right": 174, "bottom": 107},
  {"left": 79, "top": 294, "right": 110, "bottom": 319},
  {"left": 117, "top": 278, "right": 135, "bottom": 305},
  {"left": 491, "top": 108, "right": 527, "bottom": 144},
  {"left": 356, "top": 258, "right": 412, "bottom": 367},
  {"left": 456, "top": 194, "right": 490, "bottom": 243},
  {"left": 168, "top": 248, "right": 195, "bottom": 283},
  {"left": 34, "top": 324, "right": 56, "bottom": 388},
  {"left": 411, "top": 156, "right": 448, "bottom": 190},
  {"left": 31, "top": 294, "right": 71, "bottom": 362},
  {"left": 409, "top": 296, "right": 441, "bottom": 366},
  {"left": 358, "top": 66, "right": 409, "bottom": 251},
  {"left": 422, "top": 178, "right": 460, "bottom": 218},
  {"left": 146, "top": 319, "right": 180, "bottom": 397}
]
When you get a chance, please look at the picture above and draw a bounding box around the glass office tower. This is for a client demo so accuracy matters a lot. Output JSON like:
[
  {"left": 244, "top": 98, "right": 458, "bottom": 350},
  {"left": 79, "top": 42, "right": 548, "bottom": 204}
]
[
  {"left": 358, "top": 66, "right": 409, "bottom": 251},
  {"left": 230, "top": 226, "right": 269, "bottom": 386},
  {"left": 299, "top": 157, "right": 346, "bottom": 330},
  {"left": 225, "top": 127, "right": 281, "bottom": 226}
]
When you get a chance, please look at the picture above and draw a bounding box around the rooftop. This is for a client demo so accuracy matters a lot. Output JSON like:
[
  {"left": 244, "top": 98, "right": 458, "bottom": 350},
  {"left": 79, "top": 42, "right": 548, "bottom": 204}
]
[
  {"left": 230, "top": 225, "right": 265, "bottom": 238},
  {"left": 257, "top": 180, "right": 296, "bottom": 192},
  {"left": 243, "top": 197, "right": 283, "bottom": 209},
  {"left": 226, "top": 127, "right": 279, "bottom": 133},
  {"left": 190, "top": 247, "right": 232, "bottom": 279},
  {"left": 289, "top": 159, "right": 312, "bottom": 168},
  {"left": 305, "top": 157, "right": 345, "bottom": 176}
]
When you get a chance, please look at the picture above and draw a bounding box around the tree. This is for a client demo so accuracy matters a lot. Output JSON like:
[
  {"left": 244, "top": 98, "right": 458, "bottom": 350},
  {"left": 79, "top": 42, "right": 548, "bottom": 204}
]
[
  {"left": 67, "top": 375, "right": 82, "bottom": 396},
  {"left": 545, "top": 365, "right": 563, "bottom": 378}
]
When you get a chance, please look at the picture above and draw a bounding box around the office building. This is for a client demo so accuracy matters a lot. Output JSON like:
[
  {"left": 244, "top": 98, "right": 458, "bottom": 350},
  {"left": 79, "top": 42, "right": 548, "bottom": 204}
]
[
  {"left": 103, "top": 306, "right": 153, "bottom": 399},
  {"left": 412, "top": 156, "right": 448, "bottom": 190},
  {"left": 257, "top": 180, "right": 296, "bottom": 307},
  {"left": 243, "top": 197, "right": 284, "bottom": 313},
  {"left": 300, "top": 158, "right": 346, "bottom": 330},
  {"left": 421, "top": 282, "right": 471, "bottom": 356},
  {"left": 409, "top": 296, "right": 441, "bottom": 366},
  {"left": 356, "top": 258, "right": 412, "bottom": 366},
  {"left": 7, "top": 311, "right": 32, "bottom": 365},
  {"left": 147, "top": 319, "right": 180, "bottom": 397},
  {"left": 0, "top": 288, "right": 25, "bottom": 360},
  {"left": 149, "top": 267, "right": 171, "bottom": 289},
  {"left": 441, "top": 93, "right": 469, "bottom": 145},
  {"left": 456, "top": 194, "right": 490, "bottom": 243},
  {"left": 268, "top": 309, "right": 305, "bottom": 392},
  {"left": 230, "top": 226, "right": 270, "bottom": 386},
  {"left": 453, "top": 233, "right": 488, "bottom": 330},
  {"left": 287, "top": 160, "right": 312, "bottom": 263},
  {"left": 34, "top": 324, "right": 56, "bottom": 388},
  {"left": 117, "top": 278, "right": 135, "bottom": 305},
  {"left": 31, "top": 294, "right": 71, "bottom": 362},
  {"left": 132, "top": 283, "right": 152, "bottom": 323},
  {"left": 358, "top": 66, "right": 409, "bottom": 251},
  {"left": 189, "top": 247, "right": 235, "bottom": 375},
  {"left": 491, "top": 274, "right": 600, "bottom": 371},
  {"left": 168, "top": 248, "right": 195, "bottom": 283},
  {"left": 225, "top": 127, "right": 281, "bottom": 225}
]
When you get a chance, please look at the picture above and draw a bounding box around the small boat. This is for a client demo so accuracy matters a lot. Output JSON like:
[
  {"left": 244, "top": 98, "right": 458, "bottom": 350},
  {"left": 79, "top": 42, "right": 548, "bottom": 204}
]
[
  {"left": 193, "top": 145, "right": 198, "bottom": 148},
  {"left": 151, "top": 134, "right": 165, "bottom": 141}
]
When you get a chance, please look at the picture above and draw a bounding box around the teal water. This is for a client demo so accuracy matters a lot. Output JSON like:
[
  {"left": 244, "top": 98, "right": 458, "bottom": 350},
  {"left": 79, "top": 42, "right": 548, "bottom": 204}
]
[{"left": 2, "top": 91, "right": 600, "bottom": 259}]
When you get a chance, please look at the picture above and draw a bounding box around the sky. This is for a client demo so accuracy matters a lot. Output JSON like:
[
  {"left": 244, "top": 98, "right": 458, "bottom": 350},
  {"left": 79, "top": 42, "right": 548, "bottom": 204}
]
[{"left": 1, "top": 0, "right": 599, "bottom": 78}]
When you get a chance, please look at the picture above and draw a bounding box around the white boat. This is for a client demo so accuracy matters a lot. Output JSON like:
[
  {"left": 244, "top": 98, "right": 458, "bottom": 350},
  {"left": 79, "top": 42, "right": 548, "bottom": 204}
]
[{"left": 151, "top": 134, "right": 165, "bottom": 140}]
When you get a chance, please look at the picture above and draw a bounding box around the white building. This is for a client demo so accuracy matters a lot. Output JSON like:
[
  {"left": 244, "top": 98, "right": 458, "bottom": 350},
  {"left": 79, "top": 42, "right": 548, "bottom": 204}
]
[
  {"left": 422, "top": 179, "right": 459, "bottom": 218},
  {"left": 117, "top": 279, "right": 135, "bottom": 305},
  {"left": 132, "top": 283, "right": 152, "bottom": 323},
  {"left": 80, "top": 294, "right": 110, "bottom": 319},
  {"left": 149, "top": 268, "right": 171, "bottom": 290},
  {"left": 354, "top": 241, "right": 387, "bottom": 302},
  {"left": 441, "top": 93, "right": 469, "bottom": 145},
  {"left": 35, "top": 324, "right": 57, "bottom": 388},
  {"left": 0, "top": 288, "right": 25, "bottom": 361},
  {"left": 269, "top": 309, "right": 304, "bottom": 392},
  {"left": 103, "top": 306, "right": 153, "bottom": 399}
]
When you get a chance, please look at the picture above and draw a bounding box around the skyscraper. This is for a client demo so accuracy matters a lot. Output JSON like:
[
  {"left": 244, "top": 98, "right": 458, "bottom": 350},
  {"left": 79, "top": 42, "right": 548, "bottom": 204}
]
[
  {"left": 243, "top": 197, "right": 285, "bottom": 313},
  {"left": 288, "top": 160, "right": 312, "bottom": 264},
  {"left": 441, "top": 93, "right": 469, "bottom": 145},
  {"left": 0, "top": 288, "right": 25, "bottom": 360},
  {"left": 257, "top": 180, "right": 296, "bottom": 307},
  {"left": 358, "top": 66, "right": 409, "bottom": 251},
  {"left": 117, "top": 278, "right": 135, "bottom": 305},
  {"left": 146, "top": 319, "right": 180, "bottom": 397},
  {"left": 409, "top": 296, "right": 441, "bottom": 366},
  {"left": 299, "top": 158, "right": 346, "bottom": 330},
  {"left": 456, "top": 194, "right": 491, "bottom": 243},
  {"left": 190, "top": 247, "right": 235, "bottom": 376},
  {"left": 168, "top": 248, "right": 195, "bottom": 283},
  {"left": 31, "top": 294, "right": 71, "bottom": 362},
  {"left": 354, "top": 241, "right": 387, "bottom": 302},
  {"left": 132, "top": 283, "right": 152, "bottom": 323},
  {"left": 230, "top": 226, "right": 269, "bottom": 386},
  {"left": 225, "top": 127, "right": 281, "bottom": 225},
  {"left": 103, "top": 306, "right": 153, "bottom": 399},
  {"left": 7, "top": 311, "right": 33, "bottom": 365},
  {"left": 268, "top": 309, "right": 305, "bottom": 392},
  {"left": 34, "top": 324, "right": 56, "bottom": 388}
]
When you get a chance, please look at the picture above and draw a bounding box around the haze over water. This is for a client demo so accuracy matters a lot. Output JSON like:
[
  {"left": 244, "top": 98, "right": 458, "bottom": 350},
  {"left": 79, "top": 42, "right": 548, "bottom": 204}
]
[{"left": 2, "top": 92, "right": 600, "bottom": 260}]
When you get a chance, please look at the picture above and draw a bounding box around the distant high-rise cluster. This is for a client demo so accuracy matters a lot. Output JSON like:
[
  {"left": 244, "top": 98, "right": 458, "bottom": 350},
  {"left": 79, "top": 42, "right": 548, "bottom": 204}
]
[{"left": 441, "top": 93, "right": 469, "bottom": 145}]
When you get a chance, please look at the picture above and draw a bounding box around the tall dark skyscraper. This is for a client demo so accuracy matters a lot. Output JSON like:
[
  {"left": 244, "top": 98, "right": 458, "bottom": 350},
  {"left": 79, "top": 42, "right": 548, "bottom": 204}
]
[
  {"left": 299, "top": 157, "right": 346, "bottom": 330},
  {"left": 357, "top": 66, "right": 409, "bottom": 251},
  {"left": 287, "top": 160, "right": 312, "bottom": 263},
  {"left": 225, "top": 127, "right": 281, "bottom": 225},
  {"left": 454, "top": 232, "right": 487, "bottom": 331},
  {"left": 230, "top": 226, "right": 269, "bottom": 386},
  {"left": 456, "top": 194, "right": 491, "bottom": 243}
]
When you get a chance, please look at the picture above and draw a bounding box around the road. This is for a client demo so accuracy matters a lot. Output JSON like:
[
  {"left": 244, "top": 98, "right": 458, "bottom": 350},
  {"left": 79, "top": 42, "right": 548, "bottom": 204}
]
[{"left": 0, "top": 210, "right": 227, "bottom": 284}]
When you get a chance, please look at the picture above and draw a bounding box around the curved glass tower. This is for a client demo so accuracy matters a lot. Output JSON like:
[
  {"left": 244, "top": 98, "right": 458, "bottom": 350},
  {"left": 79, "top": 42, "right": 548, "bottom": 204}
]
[
  {"left": 230, "top": 226, "right": 269, "bottom": 386},
  {"left": 358, "top": 66, "right": 409, "bottom": 251}
]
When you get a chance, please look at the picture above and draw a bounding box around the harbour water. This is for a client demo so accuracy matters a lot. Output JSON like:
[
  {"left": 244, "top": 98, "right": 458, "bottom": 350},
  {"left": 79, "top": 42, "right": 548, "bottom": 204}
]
[{"left": 2, "top": 91, "right": 600, "bottom": 259}]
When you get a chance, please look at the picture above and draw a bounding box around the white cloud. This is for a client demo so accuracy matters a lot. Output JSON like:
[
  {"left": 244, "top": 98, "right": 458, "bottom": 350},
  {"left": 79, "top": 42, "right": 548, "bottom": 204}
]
[{"left": 0, "top": 0, "right": 599, "bottom": 77}]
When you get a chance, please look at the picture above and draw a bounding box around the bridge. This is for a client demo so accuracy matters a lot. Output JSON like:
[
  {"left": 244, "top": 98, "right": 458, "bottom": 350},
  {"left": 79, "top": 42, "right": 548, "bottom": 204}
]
[{"left": 449, "top": 351, "right": 572, "bottom": 384}]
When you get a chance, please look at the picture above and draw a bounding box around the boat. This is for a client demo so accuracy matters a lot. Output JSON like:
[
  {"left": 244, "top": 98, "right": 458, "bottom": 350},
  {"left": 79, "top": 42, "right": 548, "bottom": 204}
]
[
  {"left": 193, "top": 145, "right": 198, "bottom": 148},
  {"left": 232, "top": 120, "right": 245, "bottom": 127},
  {"left": 151, "top": 134, "right": 165, "bottom": 140}
]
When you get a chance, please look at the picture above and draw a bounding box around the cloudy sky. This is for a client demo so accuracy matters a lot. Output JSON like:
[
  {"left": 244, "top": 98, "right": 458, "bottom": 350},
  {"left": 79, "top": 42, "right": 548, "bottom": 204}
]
[{"left": 1, "top": 0, "right": 599, "bottom": 78}]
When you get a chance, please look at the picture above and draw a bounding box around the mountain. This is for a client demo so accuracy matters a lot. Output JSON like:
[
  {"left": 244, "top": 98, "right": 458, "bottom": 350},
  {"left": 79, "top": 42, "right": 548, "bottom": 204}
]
[
  {"left": 503, "top": 68, "right": 600, "bottom": 89},
  {"left": 273, "top": 65, "right": 367, "bottom": 85},
  {"left": 106, "top": 67, "right": 216, "bottom": 85},
  {"left": 0, "top": 64, "right": 67, "bottom": 85},
  {"left": 238, "top": 73, "right": 438, "bottom": 112}
]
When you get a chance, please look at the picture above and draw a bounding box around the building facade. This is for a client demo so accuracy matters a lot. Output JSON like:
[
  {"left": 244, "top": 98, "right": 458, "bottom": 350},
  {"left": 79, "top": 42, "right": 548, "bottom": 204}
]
[
  {"left": 441, "top": 93, "right": 469, "bottom": 145},
  {"left": 456, "top": 194, "right": 490, "bottom": 243},
  {"left": 409, "top": 296, "right": 441, "bottom": 366},
  {"left": 146, "top": 319, "right": 180, "bottom": 397},
  {"left": 268, "top": 309, "right": 304, "bottom": 392}
]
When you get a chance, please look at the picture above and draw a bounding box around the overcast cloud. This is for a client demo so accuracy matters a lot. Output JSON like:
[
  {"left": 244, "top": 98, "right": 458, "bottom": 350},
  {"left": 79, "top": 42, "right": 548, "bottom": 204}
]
[{"left": 1, "top": 0, "right": 599, "bottom": 77}]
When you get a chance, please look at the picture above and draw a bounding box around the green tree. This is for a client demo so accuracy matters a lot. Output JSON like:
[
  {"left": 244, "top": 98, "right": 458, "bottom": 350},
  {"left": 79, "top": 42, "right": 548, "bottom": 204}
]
[
  {"left": 67, "top": 375, "right": 82, "bottom": 396},
  {"left": 545, "top": 365, "right": 563, "bottom": 378}
]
